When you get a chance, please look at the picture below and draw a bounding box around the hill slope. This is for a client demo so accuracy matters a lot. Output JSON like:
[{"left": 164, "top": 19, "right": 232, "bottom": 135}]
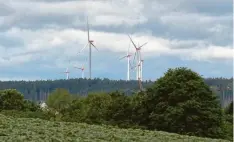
[{"left": 0, "top": 114, "right": 229, "bottom": 142}]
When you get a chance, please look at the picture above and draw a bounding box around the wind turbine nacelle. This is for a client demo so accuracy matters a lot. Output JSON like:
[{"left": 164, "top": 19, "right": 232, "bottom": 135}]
[{"left": 89, "top": 40, "right": 94, "bottom": 43}]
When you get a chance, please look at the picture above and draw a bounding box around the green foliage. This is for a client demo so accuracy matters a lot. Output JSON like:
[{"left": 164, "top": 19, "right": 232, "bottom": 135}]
[
  {"left": 46, "top": 88, "right": 73, "bottom": 111},
  {"left": 0, "top": 67, "right": 232, "bottom": 141},
  {"left": 141, "top": 67, "right": 225, "bottom": 139},
  {"left": 83, "top": 92, "right": 111, "bottom": 124},
  {"left": 0, "top": 89, "right": 24, "bottom": 110},
  {"left": 0, "top": 114, "right": 229, "bottom": 142},
  {"left": 225, "top": 101, "right": 233, "bottom": 115},
  {"left": 22, "top": 100, "right": 40, "bottom": 111},
  {"left": 0, "top": 78, "right": 153, "bottom": 101},
  {"left": 0, "top": 78, "right": 231, "bottom": 102},
  {"left": 104, "top": 91, "right": 132, "bottom": 127},
  {"left": 130, "top": 91, "right": 152, "bottom": 129},
  {"left": 60, "top": 97, "right": 87, "bottom": 122},
  {"left": 0, "top": 110, "right": 55, "bottom": 120}
]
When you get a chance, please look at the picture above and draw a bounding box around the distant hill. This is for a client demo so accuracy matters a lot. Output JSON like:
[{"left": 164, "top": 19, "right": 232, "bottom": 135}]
[{"left": 0, "top": 78, "right": 232, "bottom": 107}]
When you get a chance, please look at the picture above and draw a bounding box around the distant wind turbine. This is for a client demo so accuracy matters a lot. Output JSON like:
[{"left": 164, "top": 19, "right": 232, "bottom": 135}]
[
  {"left": 79, "top": 16, "right": 98, "bottom": 79},
  {"left": 119, "top": 42, "right": 132, "bottom": 81},
  {"left": 61, "top": 68, "right": 70, "bottom": 80},
  {"left": 74, "top": 65, "right": 85, "bottom": 79},
  {"left": 128, "top": 35, "right": 147, "bottom": 81},
  {"left": 128, "top": 34, "right": 147, "bottom": 90}
]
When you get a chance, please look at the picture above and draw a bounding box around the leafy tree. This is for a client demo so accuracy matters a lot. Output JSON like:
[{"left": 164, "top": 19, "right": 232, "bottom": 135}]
[
  {"left": 0, "top": 89, "right": 24, "bottom": 110},
  {"left": 84, "top": 92, "right": 111, "bottom": 124},
  {"left": 46, "top": 88, "right": 73, "bottom": 111},
  {"left": 144, "top": 67, "right": 224, "bottom": 139},
  {"left": 60, "top": 97, "right": 87, "bottom": 122},
  {"left": 105, "top": 91, "right": 132, "bottom": 127},
  {"left": 131, "top": 91, "right": 152, "bottom": 129}
]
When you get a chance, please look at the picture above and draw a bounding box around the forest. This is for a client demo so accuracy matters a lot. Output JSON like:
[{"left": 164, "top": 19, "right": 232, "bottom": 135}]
[{"left": 0, "top": 77, "right": 233, "bottom": 107}]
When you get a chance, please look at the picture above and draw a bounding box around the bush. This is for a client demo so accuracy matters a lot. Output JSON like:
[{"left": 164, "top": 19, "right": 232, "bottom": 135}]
[
  {"left": 0, "top": 89, "right": 24, "bottom": 110},
  {"left": 60, "top": 97, "right": 87, "bottom": 122},
  {"left": 105, "top": 91, "right": 132, "bottom": 128},
  {"left": 84, "top": 93, "right": 111, "bottom": 124},
  {"left": 46, "top": 88, "right": 73, "bottom": 111},
  {"left": 22, "top": 100, "right": 40, "bottom": 111}
]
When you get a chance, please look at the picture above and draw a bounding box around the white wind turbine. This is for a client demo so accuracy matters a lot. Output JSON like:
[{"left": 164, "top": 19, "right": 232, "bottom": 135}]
[
  {"left": 61, "top": 59, "right": 71, "bottom": 80},
  {"left": 138, "top": 43, "right": 146, "bottom": 81},
  {"left": 61, "top": 68, "right": 70, "bottom": 80},
  {"left": 79, "top": 16, "right": 98, "bottom": 79},
  {"left": 74, "top": 65, "right": 85, "bottom": 79},
  {"left": 119, "top": 42, "right": 132, "bottom": 81},
  {"left": 128, "top": 35, "right": 147, "bottom": 81}
]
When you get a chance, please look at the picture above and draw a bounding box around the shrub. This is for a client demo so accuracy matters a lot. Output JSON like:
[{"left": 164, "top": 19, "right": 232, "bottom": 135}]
[{"left": 0, "top": 89, "right": 24, "bottom": 110}]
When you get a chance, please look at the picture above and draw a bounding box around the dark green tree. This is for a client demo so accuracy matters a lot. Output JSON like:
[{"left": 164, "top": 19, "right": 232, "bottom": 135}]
[
  {"left": 225, "top": 101, "right": 233, "bottom": 115},
  {"left": 84, "top": 92, "right": 111, "bottom": 124},
  {"left": 144, "top": 67, "right": 225, "bottom": 139},
  {"left": 105, "top": 91, "right": 132, "bottom": 127},
  {"left": 131, "top": 91, "right": 151, "bottom": 129},
  {"left": 0, "top": 89, "right": 24, "bottom": 110},
  {"left": 46, "top": 88, "right": 73, "bottom": 111},
  {"left": 60, "top": 97, "right": 87, "bottom": 122}
]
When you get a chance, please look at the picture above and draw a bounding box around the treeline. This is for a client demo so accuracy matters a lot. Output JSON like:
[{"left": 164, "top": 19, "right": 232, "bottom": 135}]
[
  {"left": 0, "top": 67, "right": 233, "bottom": 141},
  {"left": 0, "top": 77, "right": 233, "bottom": 102},
  {"left": 0, "top": 79, "right": 153, "bottom": 101}
]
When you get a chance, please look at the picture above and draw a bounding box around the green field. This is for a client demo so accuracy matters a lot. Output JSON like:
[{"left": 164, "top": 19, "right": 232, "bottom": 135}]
[{"left": 0, "top": 114, "right": 230, "bottom": 142}]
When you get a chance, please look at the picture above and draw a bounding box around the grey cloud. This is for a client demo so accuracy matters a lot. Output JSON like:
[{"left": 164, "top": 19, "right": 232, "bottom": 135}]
[
  {"left": 180, "top": 0, "right": 232, "bottom": 16},
  {"left": 1, "top": 13, "right": 83, "bottom": 30},
  {"left": 0, "top": 34, "right": 24, "bottom": 48},
  {"left": 0, "top": 3, "right": 15, "bottom": 16},
  {"left": 0, "top": 0, "right": 232, "bottom": 50}
]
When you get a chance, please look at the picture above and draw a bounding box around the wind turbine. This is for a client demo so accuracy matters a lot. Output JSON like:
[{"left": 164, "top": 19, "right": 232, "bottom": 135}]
[
  {"left": 119, "top": 42, "right": 132, "bottom": 81},
  {"left": 74, "top": 65, "right": 85, "bottom": 79},
  {"left": 79, "top": 16, "right": 98, "bottom": 79},
  {"left": 128, "top": 34, "right": 147, "bottom": 90},
  {"left": 128, "top": 35, "right": 147, "bottom": 81},
  {"left": 61, "top": 68, "right": 70, "bottom": 80}
]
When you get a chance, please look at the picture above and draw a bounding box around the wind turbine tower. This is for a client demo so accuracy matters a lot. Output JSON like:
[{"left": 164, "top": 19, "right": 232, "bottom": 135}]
[
  {"left": 62, "top": 68, "right": 70, "bottom": 80},
  {"left": 79, "top": 16, "right": 98, "bottom": 79},
  {"left": 119, "top": 43, "right": 132, "bottom": 81},
  {"left": 128, "top": 34, "right": 147, "bottom": 90},
  {"left": 128, "top": 35, "right": 147, "bottom": 81}
]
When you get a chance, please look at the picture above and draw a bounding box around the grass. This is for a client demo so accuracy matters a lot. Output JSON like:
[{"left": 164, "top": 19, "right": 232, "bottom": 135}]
[{"left": 0, "top": 114, "right": 230, "bottom": 142}]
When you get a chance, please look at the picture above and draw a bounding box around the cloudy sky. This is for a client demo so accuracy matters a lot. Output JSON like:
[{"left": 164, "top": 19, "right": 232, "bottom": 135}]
[{"left": 0, "top": 0, "right": 233, "bottom": 81}]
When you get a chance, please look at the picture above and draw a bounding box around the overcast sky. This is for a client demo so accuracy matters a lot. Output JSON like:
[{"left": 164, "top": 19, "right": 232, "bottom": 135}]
[{"left": 0, "top": 0, "right": 233, "bottom": 81}]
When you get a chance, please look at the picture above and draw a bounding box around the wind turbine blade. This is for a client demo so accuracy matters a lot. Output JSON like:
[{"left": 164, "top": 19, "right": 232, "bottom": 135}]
[
  {"left": 139, "top": 42, "right": 148, "bottom": 49},
  {"left": 128, "top": 42, "right": 130, "bottom": 55},
  {"left": 87, "top": 16, "right": 90, "bottom": 41},
  {"left": 129, "top": 62, "right": 134, "bottom": 69},
  {"left": 91, "top": 42, "right": 98, "bottom": 51},
  {"left": 119, "top": 55, "right": 127, "bottom": 60},
  {"left": 132, "top": 51, "right": 137, "bottom": 65},
  {"left": 128, "top": 34, "right": 138, "bottom": 49},
  {"left": 79, "top": 43, "right": 88, "bottom": 53},
  {"left": 131, "top": 64, "right": 137, "bottom": 70}
]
